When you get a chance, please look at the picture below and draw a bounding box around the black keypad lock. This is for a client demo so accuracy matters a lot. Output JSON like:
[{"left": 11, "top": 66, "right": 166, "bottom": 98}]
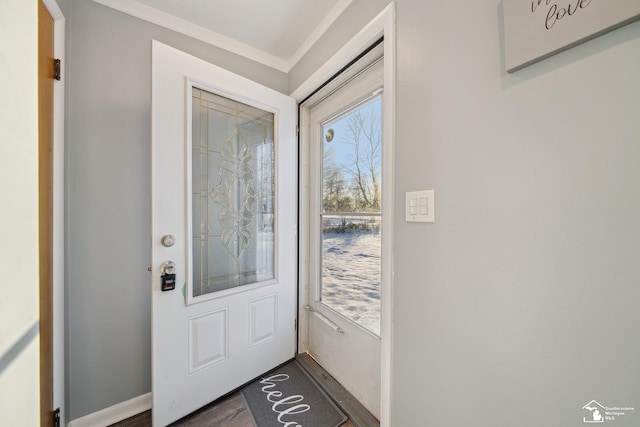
[
  {"left": 161, "top": 273, "right": 176, "bottom": 292},
  {"left": 160, "top": 261, "right": 177, "bottom": 292}
]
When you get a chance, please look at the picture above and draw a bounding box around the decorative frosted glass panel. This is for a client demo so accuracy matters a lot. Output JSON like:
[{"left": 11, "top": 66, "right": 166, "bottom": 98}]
[
  {"left": 192, "top": 87, "right": 275, "bottom": 297},
  {"left": 320, "top": 95, "right": 382, "bottom": 335}
]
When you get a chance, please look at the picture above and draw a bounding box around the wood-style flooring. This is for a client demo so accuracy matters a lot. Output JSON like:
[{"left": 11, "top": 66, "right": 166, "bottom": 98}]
[
  {"left": 109, "top": 391, "right": 356, "bottom": 427},
  {"left": 110, "top": 354, "right": 377, "bottom": 427}
]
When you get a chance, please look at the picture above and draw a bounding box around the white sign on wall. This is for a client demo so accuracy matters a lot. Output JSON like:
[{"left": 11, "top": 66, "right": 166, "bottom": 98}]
[{"left": 504, "top": 0, "right": 640, "bottom": 72}]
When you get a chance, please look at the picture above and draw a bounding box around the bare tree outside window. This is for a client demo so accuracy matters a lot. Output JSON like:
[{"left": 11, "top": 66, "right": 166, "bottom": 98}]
[
  {"left": 322, "top": 97, "right": 382, "bottom": 216},
  {"left": 344, "top": 108, "right": 381, "bottom": 213},
  {"left": 323, "top": 145, "right": 351, "bottom": 212}
]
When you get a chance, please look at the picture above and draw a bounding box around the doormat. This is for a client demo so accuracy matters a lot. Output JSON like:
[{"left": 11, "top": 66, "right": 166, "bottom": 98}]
[{"left": 242, "top": 360, "right": 348, "bottom": 427}]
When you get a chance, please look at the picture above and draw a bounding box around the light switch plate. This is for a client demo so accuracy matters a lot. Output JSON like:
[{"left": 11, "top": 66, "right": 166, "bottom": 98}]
[{"left": 405, "top": 190, "right": 435, "bottom": 222}]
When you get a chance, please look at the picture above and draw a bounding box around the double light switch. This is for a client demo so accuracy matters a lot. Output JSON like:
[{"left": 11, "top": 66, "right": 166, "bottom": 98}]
[{"left": 405, "top": 190, "right": 434, "bottom": 222}]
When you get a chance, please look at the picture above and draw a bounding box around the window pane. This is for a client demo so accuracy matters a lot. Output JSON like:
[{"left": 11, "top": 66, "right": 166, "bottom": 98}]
[
  {"left": 321, "top": 215, "right": 381, "bottom": 335},
  {"left": 192, "top": 88, "right": 275, "bottom": 297},
  {"left": 322, "top": 95, "right": 382, "bottom": 214},
  {"left": 319, "top": 94, "right": 382, "bottom": 335}
]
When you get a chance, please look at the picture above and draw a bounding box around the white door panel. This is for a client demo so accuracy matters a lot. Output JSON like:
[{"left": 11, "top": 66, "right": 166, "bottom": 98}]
[
  {"left": 151, "top": 41, "right": 296, "bottom": 426},
  {"left": 308, "top": 311, "right": 381, "bottom": 415}
]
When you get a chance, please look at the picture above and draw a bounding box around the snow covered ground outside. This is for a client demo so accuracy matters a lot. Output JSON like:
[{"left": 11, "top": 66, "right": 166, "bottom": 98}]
[{"left": 321, "top": 231, "right": 381, "bottom": 335}]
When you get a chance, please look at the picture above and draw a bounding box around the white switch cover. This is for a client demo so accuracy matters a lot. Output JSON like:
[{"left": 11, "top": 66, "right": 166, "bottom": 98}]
[{"left": 406, "top": 190, "right": 434, "bottom": 222}]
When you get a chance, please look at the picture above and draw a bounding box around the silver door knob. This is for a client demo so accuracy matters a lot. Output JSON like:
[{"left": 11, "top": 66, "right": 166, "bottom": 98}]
[
  {"left": 161, "top": 234, "right": 175, "bottom": 247},
  {"left": 160, "top": 261, "right": 176, "bottom": 275}
]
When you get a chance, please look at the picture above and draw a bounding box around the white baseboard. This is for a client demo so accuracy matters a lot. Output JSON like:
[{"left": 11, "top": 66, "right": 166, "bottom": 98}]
[{"left": 68, "top": 393, "right": 151, "bottom": 427}]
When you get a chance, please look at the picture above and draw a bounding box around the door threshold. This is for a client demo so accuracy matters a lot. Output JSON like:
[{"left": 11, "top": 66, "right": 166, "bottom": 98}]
[{"left": 295, "top": 353, "right": 380, "bottom": 427}]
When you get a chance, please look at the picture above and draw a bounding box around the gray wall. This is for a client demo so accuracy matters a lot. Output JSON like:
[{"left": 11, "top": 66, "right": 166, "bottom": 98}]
[
  {"left": 287, "top": 0, "right": 390, "bottom": 93},
  {"left": 65, "top": 0, "right": 287, "bottom": 420},
  {"left": 391, "top": 1, "right": 640, "bottom": 426},
  {"left": 293, "top": 0, "right": 640, "bottom": 425},
  {"left": 57, "top": 0, "right": 68, "bottom": 17}
]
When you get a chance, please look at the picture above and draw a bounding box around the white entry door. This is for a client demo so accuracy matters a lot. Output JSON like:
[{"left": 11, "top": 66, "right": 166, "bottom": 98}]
[{"left": 151, "top": 41, "right": 297, "bottom": 426}]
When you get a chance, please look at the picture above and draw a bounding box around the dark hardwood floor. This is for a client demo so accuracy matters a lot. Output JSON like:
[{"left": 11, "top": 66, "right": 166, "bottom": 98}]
[
  {"left": 109, "top": 355, "right": 376, "bottom": 427},
  {"left": 110, "top": 391, "right": 356, "bottom": 427},
  {"left": 110, "top": 392, "right": 256, "bottom": 426}
]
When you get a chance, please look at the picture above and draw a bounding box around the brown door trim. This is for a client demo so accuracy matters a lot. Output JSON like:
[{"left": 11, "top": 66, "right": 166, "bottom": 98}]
[{"left": 39, "top": 0, "right": 54, "bottom": 425}]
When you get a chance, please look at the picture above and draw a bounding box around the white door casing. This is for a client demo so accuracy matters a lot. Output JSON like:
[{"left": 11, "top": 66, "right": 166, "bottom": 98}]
[{"left": 151, "top": 41, "right": 297, "bottom": 426}]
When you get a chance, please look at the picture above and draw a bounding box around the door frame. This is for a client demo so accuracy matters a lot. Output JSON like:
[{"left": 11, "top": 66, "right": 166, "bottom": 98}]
[
  {"left": 41, "top": 0, "right": 65, "bottom": 424},
  {"left": 291, "top": 3, "right": 395, "bottom": 426}
]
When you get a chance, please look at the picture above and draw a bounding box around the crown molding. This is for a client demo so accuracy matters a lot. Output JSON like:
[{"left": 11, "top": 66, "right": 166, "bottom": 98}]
[
  {"left": 287, "top": 0, "right": 353, "bottom": 70},
  {"left": 91, "top": 0, "right": 289, "bottom": 72},
  {"left": 91, "top": 0, "right": 353, "bottom": 73}
]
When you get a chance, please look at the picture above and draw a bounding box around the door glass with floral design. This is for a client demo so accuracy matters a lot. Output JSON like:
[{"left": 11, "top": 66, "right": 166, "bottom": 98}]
[{"left": 192, "top": 87, "right": 275, "bottom": 297}]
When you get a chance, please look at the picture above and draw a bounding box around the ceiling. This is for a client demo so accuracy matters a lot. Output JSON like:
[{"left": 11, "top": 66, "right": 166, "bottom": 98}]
[{"left": 92, "top": 0, "right": 353, "bottom": 72}]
